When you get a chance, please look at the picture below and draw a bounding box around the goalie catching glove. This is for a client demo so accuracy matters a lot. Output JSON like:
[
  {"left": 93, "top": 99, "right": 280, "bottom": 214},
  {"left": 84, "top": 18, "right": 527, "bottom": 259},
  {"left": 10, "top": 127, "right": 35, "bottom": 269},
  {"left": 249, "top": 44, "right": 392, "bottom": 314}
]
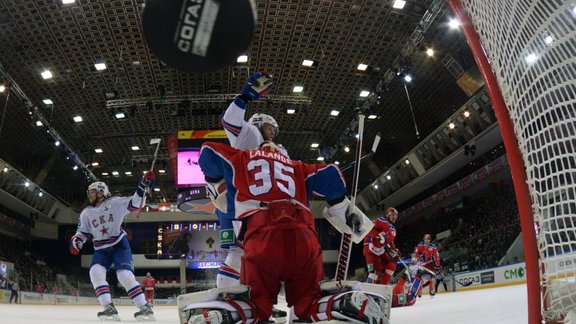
[
  {"left": 240, "top": 71, "right": 273, "bottom": 101},
  {"left": 206, "top": 178, "right": 228, "bottom": 213},
  {"left": 322, "top": 197, "right": 374, "bottom": 243}
]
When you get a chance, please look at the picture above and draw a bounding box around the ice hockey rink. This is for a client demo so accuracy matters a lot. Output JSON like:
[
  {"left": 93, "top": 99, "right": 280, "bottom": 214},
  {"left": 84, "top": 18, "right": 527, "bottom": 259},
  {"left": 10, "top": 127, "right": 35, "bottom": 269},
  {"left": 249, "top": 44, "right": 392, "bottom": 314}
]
[{"left": 0, "top": 284, "right": 527, "bottom": 323}]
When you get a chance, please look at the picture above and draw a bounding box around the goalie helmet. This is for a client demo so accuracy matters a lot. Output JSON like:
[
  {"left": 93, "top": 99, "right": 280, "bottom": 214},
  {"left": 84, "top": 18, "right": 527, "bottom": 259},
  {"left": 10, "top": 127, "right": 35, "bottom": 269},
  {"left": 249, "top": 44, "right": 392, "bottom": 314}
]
[
  {"left": 87, "top": 181, "right": 110, "bottom": 197},
  {"left": 248, "top": 113, "right": 279, "bottom": 135}
]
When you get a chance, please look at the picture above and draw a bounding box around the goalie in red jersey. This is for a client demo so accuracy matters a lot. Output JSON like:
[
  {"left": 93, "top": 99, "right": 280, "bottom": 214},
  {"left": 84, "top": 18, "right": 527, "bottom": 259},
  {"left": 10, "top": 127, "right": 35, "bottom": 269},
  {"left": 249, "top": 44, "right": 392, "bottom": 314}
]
[
  {"left": 177, "top": 141, "right": 389, "bottom": 324},
  {"left": 363, "top": 207, "right": 401, "bottom": 285}
]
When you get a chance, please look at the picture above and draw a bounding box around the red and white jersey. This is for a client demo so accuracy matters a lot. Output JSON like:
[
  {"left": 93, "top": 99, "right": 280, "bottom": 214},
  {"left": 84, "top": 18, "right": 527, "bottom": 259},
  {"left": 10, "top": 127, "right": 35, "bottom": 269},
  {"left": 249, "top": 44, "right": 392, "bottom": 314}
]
[
  {"left": 198, "top": 142, "right": 347, "bottom": 220},
  {"left": 363, "top": 216, "right": 397, "bottom": 251},
  {"left": 75, "top": 194, "right": 144, "bottom": 250},
  {"left": 141, "top": 277, "right": 156, "bottom": 291},
  {"left": 414, "top": 242, "right": 440, "bottom": 269}
]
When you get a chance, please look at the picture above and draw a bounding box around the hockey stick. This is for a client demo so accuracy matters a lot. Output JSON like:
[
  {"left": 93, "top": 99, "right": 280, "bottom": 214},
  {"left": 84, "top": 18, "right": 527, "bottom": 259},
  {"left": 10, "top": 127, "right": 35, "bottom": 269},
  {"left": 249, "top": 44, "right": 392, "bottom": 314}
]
[
  {"left": 335, "top": 114, "right": 365, "bottom": 281},
  {"left": 339, "top": 132, "right": 381, "bottom": 172},
  {"left": 135, "top": 138, "right": 162, "bottom": 220}
]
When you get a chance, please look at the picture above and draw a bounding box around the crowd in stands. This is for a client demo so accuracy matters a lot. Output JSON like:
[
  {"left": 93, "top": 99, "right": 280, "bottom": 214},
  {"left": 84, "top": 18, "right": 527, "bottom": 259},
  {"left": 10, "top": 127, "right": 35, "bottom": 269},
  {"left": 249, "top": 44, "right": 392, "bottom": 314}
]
[{"left": 394, "top": 181, "right": 522, "bottom": 272}]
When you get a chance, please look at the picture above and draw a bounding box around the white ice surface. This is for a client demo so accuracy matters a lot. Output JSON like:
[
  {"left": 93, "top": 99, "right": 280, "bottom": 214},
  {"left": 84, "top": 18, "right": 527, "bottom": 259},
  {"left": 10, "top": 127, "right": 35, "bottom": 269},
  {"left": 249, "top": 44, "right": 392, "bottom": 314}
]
[{"left": 0, "top": 284, "right": 528, "bottom": 323}]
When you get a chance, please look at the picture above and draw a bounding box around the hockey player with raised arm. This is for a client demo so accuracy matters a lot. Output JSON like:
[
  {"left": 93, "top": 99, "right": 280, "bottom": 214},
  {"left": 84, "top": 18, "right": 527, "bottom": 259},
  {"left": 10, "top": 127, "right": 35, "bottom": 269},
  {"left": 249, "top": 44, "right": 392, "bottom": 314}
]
[
  {"left": 179, "top": 141, "right": 388, "bottom": 324},
  {"left": 69, "top": 173, "right": 156, "bottom": 321},
  {"left": 209, "top": 71, "right": 287, "bottom": 293},
  {"left": 414, "top": 233, "right": 441, "bottom": 296},
  {"left": 363, "top": 207, "right": 400, "bottom": 285}
]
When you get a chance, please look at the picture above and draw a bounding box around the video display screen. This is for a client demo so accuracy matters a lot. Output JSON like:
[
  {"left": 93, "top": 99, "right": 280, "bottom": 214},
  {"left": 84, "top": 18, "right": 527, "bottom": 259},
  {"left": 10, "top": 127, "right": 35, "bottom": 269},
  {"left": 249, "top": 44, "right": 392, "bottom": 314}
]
[{"left": 177, "top": 150, "right": 205, "bottom": 187}]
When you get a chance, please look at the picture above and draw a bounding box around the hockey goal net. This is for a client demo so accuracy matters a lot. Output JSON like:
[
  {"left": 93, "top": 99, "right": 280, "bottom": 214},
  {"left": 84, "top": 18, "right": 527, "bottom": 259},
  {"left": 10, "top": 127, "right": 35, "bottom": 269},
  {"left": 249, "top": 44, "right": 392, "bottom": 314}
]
[{"left": 448, "top": 0, "right": 576, "bottom": 323}]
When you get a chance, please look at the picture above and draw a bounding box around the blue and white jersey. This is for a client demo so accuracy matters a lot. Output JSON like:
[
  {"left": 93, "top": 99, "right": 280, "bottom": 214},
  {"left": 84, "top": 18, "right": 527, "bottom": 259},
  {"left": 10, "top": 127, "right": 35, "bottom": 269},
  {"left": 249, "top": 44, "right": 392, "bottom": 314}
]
[
  {"left": 221, "top": 98, "right": 288, "bottom": 156},
  {"left": 75, "top": 194, "right": 144, "bottom": 250}
]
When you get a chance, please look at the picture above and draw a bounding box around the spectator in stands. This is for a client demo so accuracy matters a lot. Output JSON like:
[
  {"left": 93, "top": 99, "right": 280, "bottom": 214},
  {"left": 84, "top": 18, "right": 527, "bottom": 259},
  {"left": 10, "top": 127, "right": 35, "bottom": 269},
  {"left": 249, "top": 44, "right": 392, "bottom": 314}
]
[
  {"left": 173, "top": 232, "right": 193, "bottom": 258},
  {"left": 0, "top": 275, "right": 6, "bottom": 289},
  {"left": 9, "top": 278, "right": 20, "bottom": 303}
]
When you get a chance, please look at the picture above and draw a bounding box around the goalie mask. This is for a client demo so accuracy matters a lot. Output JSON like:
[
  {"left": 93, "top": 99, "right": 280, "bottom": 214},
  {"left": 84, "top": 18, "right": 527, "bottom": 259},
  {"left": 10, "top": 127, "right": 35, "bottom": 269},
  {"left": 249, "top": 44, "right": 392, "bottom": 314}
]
[
  {"left": 248, "top": 113, "right": 279, "bottom": 137},
  {"left": 87, "top": 181, "right": 110, "bottom": 197}
]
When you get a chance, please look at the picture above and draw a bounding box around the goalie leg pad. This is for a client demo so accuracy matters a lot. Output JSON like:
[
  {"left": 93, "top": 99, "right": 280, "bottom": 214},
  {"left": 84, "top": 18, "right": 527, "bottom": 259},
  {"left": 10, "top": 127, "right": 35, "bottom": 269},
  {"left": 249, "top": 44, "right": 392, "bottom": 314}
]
[
  {"left": 311, "top": 283, "right": 391, "bottom": 324},
  {"left": 182, "top": 300, "right": 255, "bottom": 324}
]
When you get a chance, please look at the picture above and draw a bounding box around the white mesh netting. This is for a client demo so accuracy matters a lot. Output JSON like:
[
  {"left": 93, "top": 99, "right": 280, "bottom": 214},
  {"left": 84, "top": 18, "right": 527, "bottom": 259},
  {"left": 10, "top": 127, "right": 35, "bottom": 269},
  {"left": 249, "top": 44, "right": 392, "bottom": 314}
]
[{"left": 457, "top": 0, "right": 576, "bottom": 321}]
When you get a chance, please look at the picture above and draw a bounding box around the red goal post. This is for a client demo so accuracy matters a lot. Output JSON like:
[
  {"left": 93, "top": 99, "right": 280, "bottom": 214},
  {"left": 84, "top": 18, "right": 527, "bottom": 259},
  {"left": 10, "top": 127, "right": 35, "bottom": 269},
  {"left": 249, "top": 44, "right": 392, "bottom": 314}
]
[{"left": 447, "top": 1, "right": 576, "bottom": 323}]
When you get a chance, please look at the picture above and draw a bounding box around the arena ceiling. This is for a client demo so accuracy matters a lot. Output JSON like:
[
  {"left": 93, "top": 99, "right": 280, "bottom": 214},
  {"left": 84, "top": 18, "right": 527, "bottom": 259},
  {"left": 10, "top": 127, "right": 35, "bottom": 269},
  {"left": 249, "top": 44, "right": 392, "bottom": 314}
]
[{"left": 0, "top": 0, "right": 476, "bottom": 211}]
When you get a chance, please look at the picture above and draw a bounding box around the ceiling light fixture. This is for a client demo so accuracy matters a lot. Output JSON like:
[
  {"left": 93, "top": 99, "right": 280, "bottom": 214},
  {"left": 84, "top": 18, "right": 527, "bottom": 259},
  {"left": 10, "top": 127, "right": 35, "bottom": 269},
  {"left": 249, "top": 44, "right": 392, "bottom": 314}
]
[
  {"left": 426, "top": 48, "right": 434, "bottom": 57},
  {"left": 73, "top": 116, "right": 83, "bottom": 123},
  {"left": 367, "top": 114, "right": 377, "bottom": 120},
  {"left": 293, "top": 86, "right": 304, "bottom": 93},
  {"left": 43, "top": 99, "right": 53, "bottom": 105},
  {"left": 392, "top": 0, "right": 406, "bottom": 9},
  {"left": 330, "top": 110, "right": 340, "bottom": 117},
  {"left": 131, "top": 145, "right": 140, "bottom": 151},
  {"left": 94, "top": 62, "right": 107, "bottom": 71},
  {"left": 302, "top": 59, "right": 314, "bottom": 67},
  {"left": 448, "top": 18, "right": 460, "bottom": 29},
  {"left": 287, "top": 108, "right": 296, "bottom": 114},
  {"left": 41, "top": 70, "right": 53, "bottom": 79},
  {"left": 237, "top": 55, "right": 248, "bottom": 63},
  {"left": 95, "top": 148, "right": 103, "bottom": 153},
  {"left": 359, "top": 90, "right": 370, "bottom": 97},
  {"left": 311, "top": 143, "right": 319, "bottom": 148},
  {"left": 357, "top": 63, "right": 368, "bottom": 71}
]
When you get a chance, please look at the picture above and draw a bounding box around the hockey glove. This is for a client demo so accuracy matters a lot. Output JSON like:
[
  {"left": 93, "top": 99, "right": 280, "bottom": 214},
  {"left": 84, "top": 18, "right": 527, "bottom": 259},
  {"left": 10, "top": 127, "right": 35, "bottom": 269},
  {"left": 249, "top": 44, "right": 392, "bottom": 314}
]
[
  {"left": 368, "top": 243, "right": 386, "bottom": 256},
  {"left": 137, "top": 171, "right": 156, "bottom": 197},
  {"left": 240, "top": 71, "right": 273, "bottom": 101},
  {"left": 206, "top": 178, "right": 228, "bottom": 213},
  {"left": 386, "top": 244, "right": 401, "bottom": 260},
  {"left": 69, "top": 234, "right": 85, "bottom": 255}
]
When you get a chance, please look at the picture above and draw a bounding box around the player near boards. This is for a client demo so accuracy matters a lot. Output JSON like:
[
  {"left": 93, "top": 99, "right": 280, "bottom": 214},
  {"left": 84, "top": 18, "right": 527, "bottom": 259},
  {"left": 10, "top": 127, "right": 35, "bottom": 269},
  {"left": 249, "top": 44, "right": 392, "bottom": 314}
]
[
  {"left": 69, "top": 172, "right": 156, "bottom": 321},
  {"left": 141, "top": 272, "right": 156, "bottom": 306},
  {"left": 414, "top": 233, "right": 441, "bottom": 296},
  {"left": 363, "top": 207, "right": 401, "bottom": 285},
  {"left": 183, "top": 141, "right": 388, "bottom": 324},
  {"left": 209, "top": 71, "right": 286, "bottom": 289}
]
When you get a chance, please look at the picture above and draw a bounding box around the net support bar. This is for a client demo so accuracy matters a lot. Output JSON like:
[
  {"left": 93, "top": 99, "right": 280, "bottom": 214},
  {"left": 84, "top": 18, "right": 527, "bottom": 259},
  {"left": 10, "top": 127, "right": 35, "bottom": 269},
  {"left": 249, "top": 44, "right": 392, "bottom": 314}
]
[{"left": 446, "top": 1, "right": 542, "bottom": 323}]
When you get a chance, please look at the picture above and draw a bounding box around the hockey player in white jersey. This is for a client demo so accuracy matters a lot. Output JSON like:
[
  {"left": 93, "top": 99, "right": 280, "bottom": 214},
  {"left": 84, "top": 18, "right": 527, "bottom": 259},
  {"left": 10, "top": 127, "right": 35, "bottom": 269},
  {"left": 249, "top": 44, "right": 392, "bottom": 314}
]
[
  {"left": 69, "top": 173, "right": 156, "bottom": 321},
  {"left": 212, "top": 71, "right": 288, "bottom": 320}
]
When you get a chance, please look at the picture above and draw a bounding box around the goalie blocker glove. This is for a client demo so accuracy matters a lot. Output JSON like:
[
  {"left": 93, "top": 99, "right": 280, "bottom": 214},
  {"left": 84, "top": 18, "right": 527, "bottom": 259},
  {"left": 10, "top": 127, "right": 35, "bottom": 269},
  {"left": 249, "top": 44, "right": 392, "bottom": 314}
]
[
  {"left": 206, "top": 177, "right": 228, "bottom": 213},
  {"left": 137, "top": 171, "right": 156, "bottom": 197},
  {"left": 239, "top": 71, "right": 273, "bottom": 102},
  {"left": 323, "top": 197, "right": 364, "bottom": 236}
]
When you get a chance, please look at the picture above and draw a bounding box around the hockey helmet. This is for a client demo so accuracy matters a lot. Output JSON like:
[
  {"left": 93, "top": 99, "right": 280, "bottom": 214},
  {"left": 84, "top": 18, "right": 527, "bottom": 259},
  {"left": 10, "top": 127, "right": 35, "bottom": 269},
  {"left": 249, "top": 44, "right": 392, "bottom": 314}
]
[
  {"left": 385, "top": 207, "right": 398, "bottom": 217},
  {"left": 258, "top": 141, "right": 280, "bottom": 152},
  {"left": 87, "top": 181, "right": 110, "bottom": 197},
  {"left": 248, "top": 113, "right": 279, "bottom": 136}
]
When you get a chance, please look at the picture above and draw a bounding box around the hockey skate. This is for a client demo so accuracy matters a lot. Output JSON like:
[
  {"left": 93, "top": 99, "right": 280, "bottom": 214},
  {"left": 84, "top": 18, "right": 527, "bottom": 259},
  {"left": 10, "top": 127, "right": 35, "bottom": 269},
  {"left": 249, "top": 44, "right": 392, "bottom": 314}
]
[
  {"left": 187, "top": 309, "right": 234, "bottom": 324},
  {"left": 339, "top": 292, "right": 388, "bottom": 324},
  {"left": 134, "top": 303, "right": 156, "bottom": 321},
  {"left": 98, "top": 302, "right": 121, "bottom": 321}
]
